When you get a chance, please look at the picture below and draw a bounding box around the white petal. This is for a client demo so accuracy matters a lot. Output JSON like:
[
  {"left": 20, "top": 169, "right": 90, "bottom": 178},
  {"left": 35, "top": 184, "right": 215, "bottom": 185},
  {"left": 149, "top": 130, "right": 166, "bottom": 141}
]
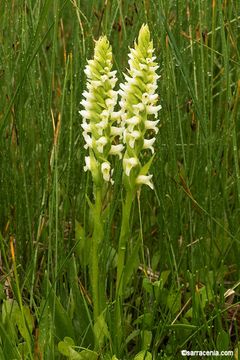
[
  {"left": 133, "top": 103, "right": 145, "bottom": 113},
  {"left": 109, "top": 70, "right": 117, "bottom": 77},
  {"left": 149, "top": 65, "right": 159, "bottom": 72},
  {"left": 81, "top": 120, "right": 91, "bottom": 132},
  {"left": 139, "top": 63, "right": 148, "bottom": 70},
  {"left": 101, "top": 109, "right": 110, "bottom": 119},
  {"left": 146, "top": 56, "right": 156, "bottom": 63},
  {"left": 96, "top": 119, "right": 108, "bottom": 135},
  {"left": 126, "top": 116, "right": 140, "bottom": 127},
  {"left": 123, "top": 157, "right": 138, "bottom": 176},
  {"left": 83, "top": 133, "right": 93, "bottom": 149},
  {"left": 111, "top": 126, "right": 122, "bottom": 137},
  {"left": 84, "top": 65, "right": 91, "bottom": 77},
  {"left": 111, "top": 110, "right": 122, "bottom": 122},
  {"left": 145, "top": 119, "right": 160, "bottom": 133},
  {"left": 136, "top": 175, "right": 154, "bottom": 190},
  {"left": 146, "top": 83, "right": 158, "bottom": 94},
  {"left": 83, "top": 156, "right": 91, "bottom": 172},
  {"left": 96, "top": 136, "right": 107, "bottom": 153},
  {"left": 79, "top": 110, "right": 91, "bottom": 119},
  {"left": 146, "top": 104, "right": 162, "bottom": 117},
  {"left": 82, "top": 90, "right": 93, "bottom": 100},
  {"left": 91, "top": 80, "right": 102, "bottom": 88},
  {"left": 143, "top": 138, "right": 156, "bottom": 154},
  {"left": 105, "top": 98, "right": 116, "bottom": 109},
  {"left": 132, "top": 68, "right": 143, "bottom": 77},
  {"left": 127, "top": 130, "right": 141, "bottom": 148},
  {"left": 109, "top": 144, "right": 124, "bottom": 158},
  {"left": 101, "top": 74, "right": 108, "bottom": 82},
  {"left": 101, "top": 162, "right": 111, "bottom": 182}
]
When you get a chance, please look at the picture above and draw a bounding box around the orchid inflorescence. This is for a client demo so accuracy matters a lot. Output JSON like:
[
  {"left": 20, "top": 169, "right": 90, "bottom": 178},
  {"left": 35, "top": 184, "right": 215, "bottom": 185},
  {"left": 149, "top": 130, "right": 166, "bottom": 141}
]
[
  {"left": 80, "top": 24, "right": 161, "bottom": 190},
  {"left": 79, "top": 36, "right": 123, "bottom": 185}
]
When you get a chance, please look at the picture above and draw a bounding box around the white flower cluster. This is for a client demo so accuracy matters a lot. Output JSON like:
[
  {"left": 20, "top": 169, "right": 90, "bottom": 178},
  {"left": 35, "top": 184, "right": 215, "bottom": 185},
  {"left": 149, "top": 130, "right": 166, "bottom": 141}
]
[
  {"left": 119, "top": 24, "right": 161, "bottom": 190},
  {"left": 79, "top": 36, "right": 123, "bottom": 184},
  {"left": 80, "top": 25, "right": 161, "bottom": 190}
]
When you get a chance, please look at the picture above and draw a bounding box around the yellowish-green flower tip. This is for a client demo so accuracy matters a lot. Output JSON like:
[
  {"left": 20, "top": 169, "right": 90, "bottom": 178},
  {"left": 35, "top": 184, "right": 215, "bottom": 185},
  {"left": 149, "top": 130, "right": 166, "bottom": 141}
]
[
  {"left": 137, "top": 24, "right": 151, "bottom": 55},
  {"left": 80, "top": 36, "right": 123, "bottom": 185},
  {"left": 119, "top": 24, "right": 161, "bottom": 191}
]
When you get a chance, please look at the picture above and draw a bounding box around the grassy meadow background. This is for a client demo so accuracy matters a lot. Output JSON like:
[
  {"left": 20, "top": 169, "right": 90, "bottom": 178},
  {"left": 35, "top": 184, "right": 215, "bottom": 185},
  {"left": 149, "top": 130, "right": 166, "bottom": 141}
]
[{"left": 1, "top": 0, "right": 240, "bottom": 358}]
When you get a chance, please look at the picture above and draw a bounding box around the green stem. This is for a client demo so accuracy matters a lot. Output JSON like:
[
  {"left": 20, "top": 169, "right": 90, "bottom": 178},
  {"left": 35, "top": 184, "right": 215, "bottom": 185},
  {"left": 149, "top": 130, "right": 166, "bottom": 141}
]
[
  {"left": 116, "top": 190, "right": 133, "bottom": 296},
  {"left": 92, "top": 186, "right": 104, "bottom": 335},
  {"left": 115, "top": 190, "right": 134, "bottom": 352}
]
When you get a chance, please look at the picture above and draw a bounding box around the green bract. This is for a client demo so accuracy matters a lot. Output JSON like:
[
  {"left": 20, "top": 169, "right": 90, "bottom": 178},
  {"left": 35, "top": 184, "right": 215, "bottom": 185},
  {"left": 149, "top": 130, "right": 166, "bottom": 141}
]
[
  {"left": 119, "top": 24, "right": 161, "bottom": 190},
  {"left": 80, "top": 36, "right": 123, "bottom": 185}
]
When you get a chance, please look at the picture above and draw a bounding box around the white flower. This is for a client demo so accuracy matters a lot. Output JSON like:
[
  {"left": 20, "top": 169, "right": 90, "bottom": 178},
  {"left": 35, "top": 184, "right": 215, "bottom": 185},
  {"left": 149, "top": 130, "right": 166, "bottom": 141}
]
[
  {"left": 82, "top": 90, "right": 94, "bottom": 100},
  {"left": 83, "top": 133, "right": 93, "bottom": 149},
  {"left": 133, "top": 103, "right": 145, "bottom": 113},
  {"left": 96, "top": 136, "right": 108, "bottom": 153},
  {"left": 106, "top": 98, "right": 116, "bottom": 110},
  {"left": 79, "top": 110, "right": 91, "bottom": 119},
  {"left": 149, "top": 65, "right": 159, "bottom": 72},
  {"left": 123, "top": 157, "right": 139, "bottom": 176},
  {"left": 80, "top": 99, "right": 92, "bottom": 110},
  {"left": 146, "top": 56, "right": 156, "bottom": 62},
  {"left": 126, "top": 130, "right": 141, "bottom": 148},
  {"left": 136, "top": 174, "right": 154, "bottom": 189},
  {"left": 84, "top": 65, "right": 91, "bottom": 77},
  {"left": 109, "top": 144, "right": 124, "bottom": 158},
  {"left": 111, "top": 110, "right": 122, "bottom": 122},
  {"left": 101, "top": 109, "right": 110, "bottom": 119},
  {"left": 126, "top": 116, "right": 140, "bottom": 128},
  {"left": 111, "top": 126, "right": 122, "bottom": 137},
  {"left": 145, "top": 119, "right": 160, "bottom": 133},
  {"left": 101, "top": 74, "right": 108, "bottom": 82},
  {"left": 143, "top": 138, "right": 156, "bottom": 153},
  {"left": 84, "top": 156, "right": 91, "bottom": 172},
  {"left": 117, "top": 24, "right": 160, "bottom": 190},
  {"left": 81, "top": 119, "right": 91, "bottom": 133},
  {"left": 146, "top": 83, "right": 158, "bottom": 94},
  {"left": 146, "top": 104, "right": 162, "bottom": 118},
  {"left": 96, "top": 119, "right": 108, "bottom": 135},
  {"left": 81, "top": 35, "right": 122, "bottom": 184},
  {"left": 101, "top": 162, "right": 111, "bottom": 181}
]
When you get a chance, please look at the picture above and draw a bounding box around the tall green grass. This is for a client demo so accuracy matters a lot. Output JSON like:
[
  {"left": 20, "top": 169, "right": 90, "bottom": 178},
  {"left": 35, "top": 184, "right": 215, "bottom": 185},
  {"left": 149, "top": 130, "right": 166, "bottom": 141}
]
[{"left": 1, "top": 0, "right": 240, "bottom": 358}]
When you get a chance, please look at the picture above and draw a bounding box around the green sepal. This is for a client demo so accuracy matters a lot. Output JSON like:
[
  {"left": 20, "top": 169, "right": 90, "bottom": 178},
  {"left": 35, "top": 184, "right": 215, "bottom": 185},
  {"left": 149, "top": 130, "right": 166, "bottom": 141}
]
[{"left": 138, "top": 154, "right": 155, "bottom": 176}]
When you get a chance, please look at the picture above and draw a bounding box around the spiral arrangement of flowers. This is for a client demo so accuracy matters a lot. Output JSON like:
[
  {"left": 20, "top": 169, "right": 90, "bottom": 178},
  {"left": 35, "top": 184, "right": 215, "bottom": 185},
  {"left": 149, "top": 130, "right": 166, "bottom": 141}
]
[
  {"left": 119, "top": 24, "right": 161, "bottom": 191},
  {"left": 80, "top": 36, "right": 123, "bottom": 186}
]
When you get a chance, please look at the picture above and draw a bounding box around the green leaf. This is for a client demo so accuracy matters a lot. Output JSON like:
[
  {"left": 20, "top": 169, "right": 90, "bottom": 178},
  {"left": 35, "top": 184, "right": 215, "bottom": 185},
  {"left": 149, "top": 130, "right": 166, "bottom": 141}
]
[
  {"left": 78, "top": 349, "right": 98, "bottom": 360},
  {"left": 94, "top": 312, "right": 110, "bottom": 346},
  {"left": 58, "top": 340, "right": 81, "bottom": 359},
  {"left": 75, "top": 220, "right": 90, "bottom": 267},
  {"left": 142, "top": 277, "right": 153, "bottom": 295},
  {"left": 166, "top": 289, "right": 181, "bottom": 315},
  {"left": 15, "top": 305, "right": 34, "bottom": 341},
  {"left": 141, "top": 330, "right": 152, "bottom": 350},
  {"left": 2, "top": 299, "right": 34, "bottom": 342},
  {"left": 123, "top": 235, "right": 141, "bottom": 286},
  {"left": 38, "top": 298, "right": 53, "bottom": 354},
  {"left": 139, "top": 155, "right": 155, "bottom": 177},
  {"left": 64, "top": 337, "right": 75, "bottom": 347},
  {"left": 48, "top": 288, "right": 75, "bottom": 340},
  {"left": 216, "top": 330, "right": 229, "bottom": 351},
  {"left": 58, "top": 339, "right": 98, "bottom": 360},
  {"left": 134, "top": 350, "right": 152, "bottom": 360}
]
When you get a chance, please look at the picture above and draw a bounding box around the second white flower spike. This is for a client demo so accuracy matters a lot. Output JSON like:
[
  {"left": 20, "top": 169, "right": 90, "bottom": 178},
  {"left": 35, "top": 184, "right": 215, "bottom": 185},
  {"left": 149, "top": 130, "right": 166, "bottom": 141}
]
[{"left": 119, "top": 24, "right": 161, "bottom": 190}]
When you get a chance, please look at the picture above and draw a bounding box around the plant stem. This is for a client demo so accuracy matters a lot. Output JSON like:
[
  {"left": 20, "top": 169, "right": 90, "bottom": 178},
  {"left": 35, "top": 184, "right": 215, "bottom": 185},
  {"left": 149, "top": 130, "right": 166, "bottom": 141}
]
[
  {"left": 116, "top": 190, "right": 133, "bottom": 297},
  {"left": 115, "top": 190, "right": 133, "bottom": 352},
  {"left": 92, "top": 186, "right": 104, "bottom": 335}
]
